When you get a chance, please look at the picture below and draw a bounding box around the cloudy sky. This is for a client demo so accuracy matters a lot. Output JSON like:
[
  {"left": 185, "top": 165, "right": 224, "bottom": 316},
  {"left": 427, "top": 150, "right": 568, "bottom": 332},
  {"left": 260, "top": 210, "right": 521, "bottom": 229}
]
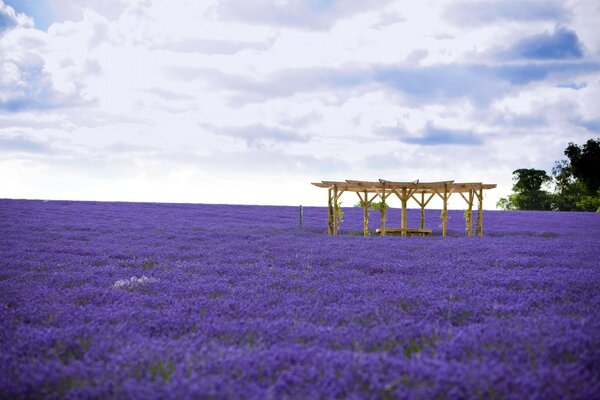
[{"left": 1, "top": 0, "right": 599, "bottom": 209}]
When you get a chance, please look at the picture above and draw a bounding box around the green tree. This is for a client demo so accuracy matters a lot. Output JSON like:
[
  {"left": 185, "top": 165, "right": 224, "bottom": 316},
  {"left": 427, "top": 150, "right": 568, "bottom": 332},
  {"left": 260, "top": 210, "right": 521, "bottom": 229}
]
[
  {"left": 498, "top": 138, "right": 600, "bottom": 212},
  {"left": 553, "top": 138, "right": 600, "bottom": 211},
  {"left": 564, "top": 138, "right": 600, "bottom": 195},
  {"left": 496, "top": 168, "right": 553, "bottom": 210},
  {"left": 552, "top": 160, "right": 587, "bottom": 210},
  {"left": 496, "top": 196, "right": 517, "bottom": 210}
]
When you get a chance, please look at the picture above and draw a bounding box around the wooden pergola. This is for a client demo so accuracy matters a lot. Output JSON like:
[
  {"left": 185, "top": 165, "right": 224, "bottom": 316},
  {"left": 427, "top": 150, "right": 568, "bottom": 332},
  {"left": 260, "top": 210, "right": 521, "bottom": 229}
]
[{"left": 312, "top": 179, "right": 496, "bottom": 237}]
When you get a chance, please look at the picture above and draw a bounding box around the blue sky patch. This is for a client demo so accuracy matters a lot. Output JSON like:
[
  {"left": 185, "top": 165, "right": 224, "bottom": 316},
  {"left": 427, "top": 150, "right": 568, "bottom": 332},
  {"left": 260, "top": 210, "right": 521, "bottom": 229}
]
[
  {"left": 557, "top": 82, "right": 587, "bottom": 90},
  {"left": 505, "top": 27, "right": 584, "bottom": 60},
  {"left": 379, "top": 124, "right": 484, "bottom": 146},
  {"left": 402, "top": 125, "right": 484, "bottom": 146},
  {"left": 572, "top": 118, "right": 600, "bottom": 133},
  {"left": 445, "top": 0, "right": 566, "bottom": 26},
  {"left": 0, "top": 136, "right": 50, "bottom": 153},
  {"left": 4, "top": 0, "right": 53, "bottom": 30}
]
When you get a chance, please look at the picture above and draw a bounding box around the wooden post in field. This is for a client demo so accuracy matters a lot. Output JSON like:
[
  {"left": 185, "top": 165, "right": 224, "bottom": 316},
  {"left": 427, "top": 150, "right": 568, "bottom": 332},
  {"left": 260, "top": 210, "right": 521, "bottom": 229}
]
[
  {"left": 459, "top": 189, "right": 474, "bottom": 237},
  {"left": 401, "top": 187, "right": 408, "bottom": 237},
  {"left": 467, "top": 190, "right": 473, "bottom": 237},
  {"left": 327, "top": 189, "right": 333, "bottom": 235},
  {"left": 380, "top": 186, "right": 387, "bottom": 236},
  {"left": 333, "top": 185, "right": 338, "bottom": 235},
  {"left": 356, "top": 191, "right": 370, "bottom": 237},
  {"left": 363, "top": 190, "right": 369, "bottom": 237},
  {"left": 442, "top": 184, "right": 448, "bottom": 237},
  {"left": 420, "top": 192, "right": 425, "bottom": 229},
  {"left": 414, "top": 191, "right": 435, "bottom": 231},
  {"left": 477, "top": 186, "right": 483, "bottom": 236},
  {"left": 411, "top": 191, "right": 425, "bottom": 229}
]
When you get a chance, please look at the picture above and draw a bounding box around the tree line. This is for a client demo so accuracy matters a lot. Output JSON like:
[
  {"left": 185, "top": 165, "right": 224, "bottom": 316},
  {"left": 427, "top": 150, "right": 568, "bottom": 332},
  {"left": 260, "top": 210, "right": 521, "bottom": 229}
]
[{"left": 497, "top": 138, "right": 600, "bottom": 212}]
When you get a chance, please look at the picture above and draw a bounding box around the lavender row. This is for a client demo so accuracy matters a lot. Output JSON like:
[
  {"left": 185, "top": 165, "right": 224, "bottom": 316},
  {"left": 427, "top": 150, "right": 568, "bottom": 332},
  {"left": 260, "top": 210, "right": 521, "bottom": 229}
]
[{"left": 1, "top": 199, "right": 599, "bottom": 399}]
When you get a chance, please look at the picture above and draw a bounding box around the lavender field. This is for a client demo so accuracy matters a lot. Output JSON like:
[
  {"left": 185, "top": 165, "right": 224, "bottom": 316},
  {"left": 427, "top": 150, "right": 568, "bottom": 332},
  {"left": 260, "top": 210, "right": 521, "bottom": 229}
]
[{"left": 1, "top": 199, "right": 599, "bottom": 399}]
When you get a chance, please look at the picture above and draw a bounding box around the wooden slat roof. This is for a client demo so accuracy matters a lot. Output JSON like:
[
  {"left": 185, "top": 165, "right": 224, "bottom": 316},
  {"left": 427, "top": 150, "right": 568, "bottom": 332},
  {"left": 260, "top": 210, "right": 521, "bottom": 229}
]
[{"left": 312, "top": 179, "right": 496, "bottom": 192}]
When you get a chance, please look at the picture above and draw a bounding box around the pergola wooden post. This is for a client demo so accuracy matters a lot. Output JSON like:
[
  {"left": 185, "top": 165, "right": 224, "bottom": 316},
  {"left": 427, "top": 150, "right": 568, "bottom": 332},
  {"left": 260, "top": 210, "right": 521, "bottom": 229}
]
[
  {"left": 393, "top": 183, "right": 417, "bottom": 237},
  {"left": 476, "top": 186, "right": 484, "bottom": 236},
  {"left": 327, "top": 188, "right": 333, "bottom": 235},
  {"left": 467, "top": 189, "right": 474, "bottom": 237},
  {"left": 458, "top": 188, "right": 475, "bottom": 237},
  {"left": 363, "top": 190, "right": 369, "bottom": 237},
  {"left": 333, "top": 185, "right": 338, "bottom": 235},
  {"left": 442, "top": 184, "right": 448, "bottom": 237},
  {"left": 356, "top": 190, "right": 369, "bottom": 237},
  {"left": 412, "top": 191, "right": 435, "bottom": 230},
  {"left": 420, "top": 192, "right": 425, "bottom": 229},
  {"left": 377, "top": 183, "right": 390, "bottom": 236},
  {"left": 433, "top": 183, "right": 452, "bottom": 237},
  {"left": 401, "top": 188, "right": 408, "bottom": 237},
  {"left": 360, "top": 191, "right": 379, "bottom": 237}
]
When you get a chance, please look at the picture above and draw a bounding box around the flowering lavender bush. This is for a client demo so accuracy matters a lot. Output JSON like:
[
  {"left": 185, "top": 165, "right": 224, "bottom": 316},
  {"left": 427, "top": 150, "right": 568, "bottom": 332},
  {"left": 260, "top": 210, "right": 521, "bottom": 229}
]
[{"left": 1, "top": 199, "right": 599, "bottom": 399}]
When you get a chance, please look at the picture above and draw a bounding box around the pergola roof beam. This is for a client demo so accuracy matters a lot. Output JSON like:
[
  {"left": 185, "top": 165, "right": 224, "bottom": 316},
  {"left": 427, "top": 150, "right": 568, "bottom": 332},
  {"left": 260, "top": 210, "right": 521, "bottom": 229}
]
[{"left": 314, "top": 180, "right": 496, "bottom": 192}]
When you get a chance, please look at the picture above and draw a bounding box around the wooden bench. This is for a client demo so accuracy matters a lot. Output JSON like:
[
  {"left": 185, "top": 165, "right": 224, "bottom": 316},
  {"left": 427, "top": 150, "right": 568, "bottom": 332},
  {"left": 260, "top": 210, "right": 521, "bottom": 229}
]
[{"left": 375, "top": 228, "right": 432, "bottom": 237}]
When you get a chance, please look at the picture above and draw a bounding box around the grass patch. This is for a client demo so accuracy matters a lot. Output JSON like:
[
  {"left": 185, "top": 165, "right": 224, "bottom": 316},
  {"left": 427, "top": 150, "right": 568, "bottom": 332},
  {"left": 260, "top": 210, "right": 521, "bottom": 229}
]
[
  {"left": 539, "top": 232, "right": 559, "bottom": 238},
  {"left": 148, "top": 360, "right": 175, "bottom": 382},
  {"left": 53, "top": 338, "right": 91, "bottom": 365},
  {"left": 140, "top": 261, "right": 158, "bottom": 270}
]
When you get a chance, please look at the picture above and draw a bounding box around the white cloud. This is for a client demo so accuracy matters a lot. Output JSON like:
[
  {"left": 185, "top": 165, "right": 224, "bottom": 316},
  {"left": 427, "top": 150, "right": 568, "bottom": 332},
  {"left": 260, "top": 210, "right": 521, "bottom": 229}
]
[
  {"left": 0, "top": 0, "right": 599, "bottom": 209},
  {"left": 216, "top": 0, "right": 393, "bottom": 30}
]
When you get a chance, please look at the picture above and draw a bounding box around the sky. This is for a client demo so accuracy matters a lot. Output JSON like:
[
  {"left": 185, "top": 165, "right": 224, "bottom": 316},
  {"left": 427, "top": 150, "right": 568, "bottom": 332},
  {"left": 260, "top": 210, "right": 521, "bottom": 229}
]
[{"left": 1, "top": 0, "right": 599, "bottom": 209}]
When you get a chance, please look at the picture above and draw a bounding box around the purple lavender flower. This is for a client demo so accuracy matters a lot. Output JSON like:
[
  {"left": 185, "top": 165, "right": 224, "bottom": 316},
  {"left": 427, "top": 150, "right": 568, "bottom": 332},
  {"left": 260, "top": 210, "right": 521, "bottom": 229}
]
[{"left": 1, "top": 200, "right": 599, "bottom": 399}]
